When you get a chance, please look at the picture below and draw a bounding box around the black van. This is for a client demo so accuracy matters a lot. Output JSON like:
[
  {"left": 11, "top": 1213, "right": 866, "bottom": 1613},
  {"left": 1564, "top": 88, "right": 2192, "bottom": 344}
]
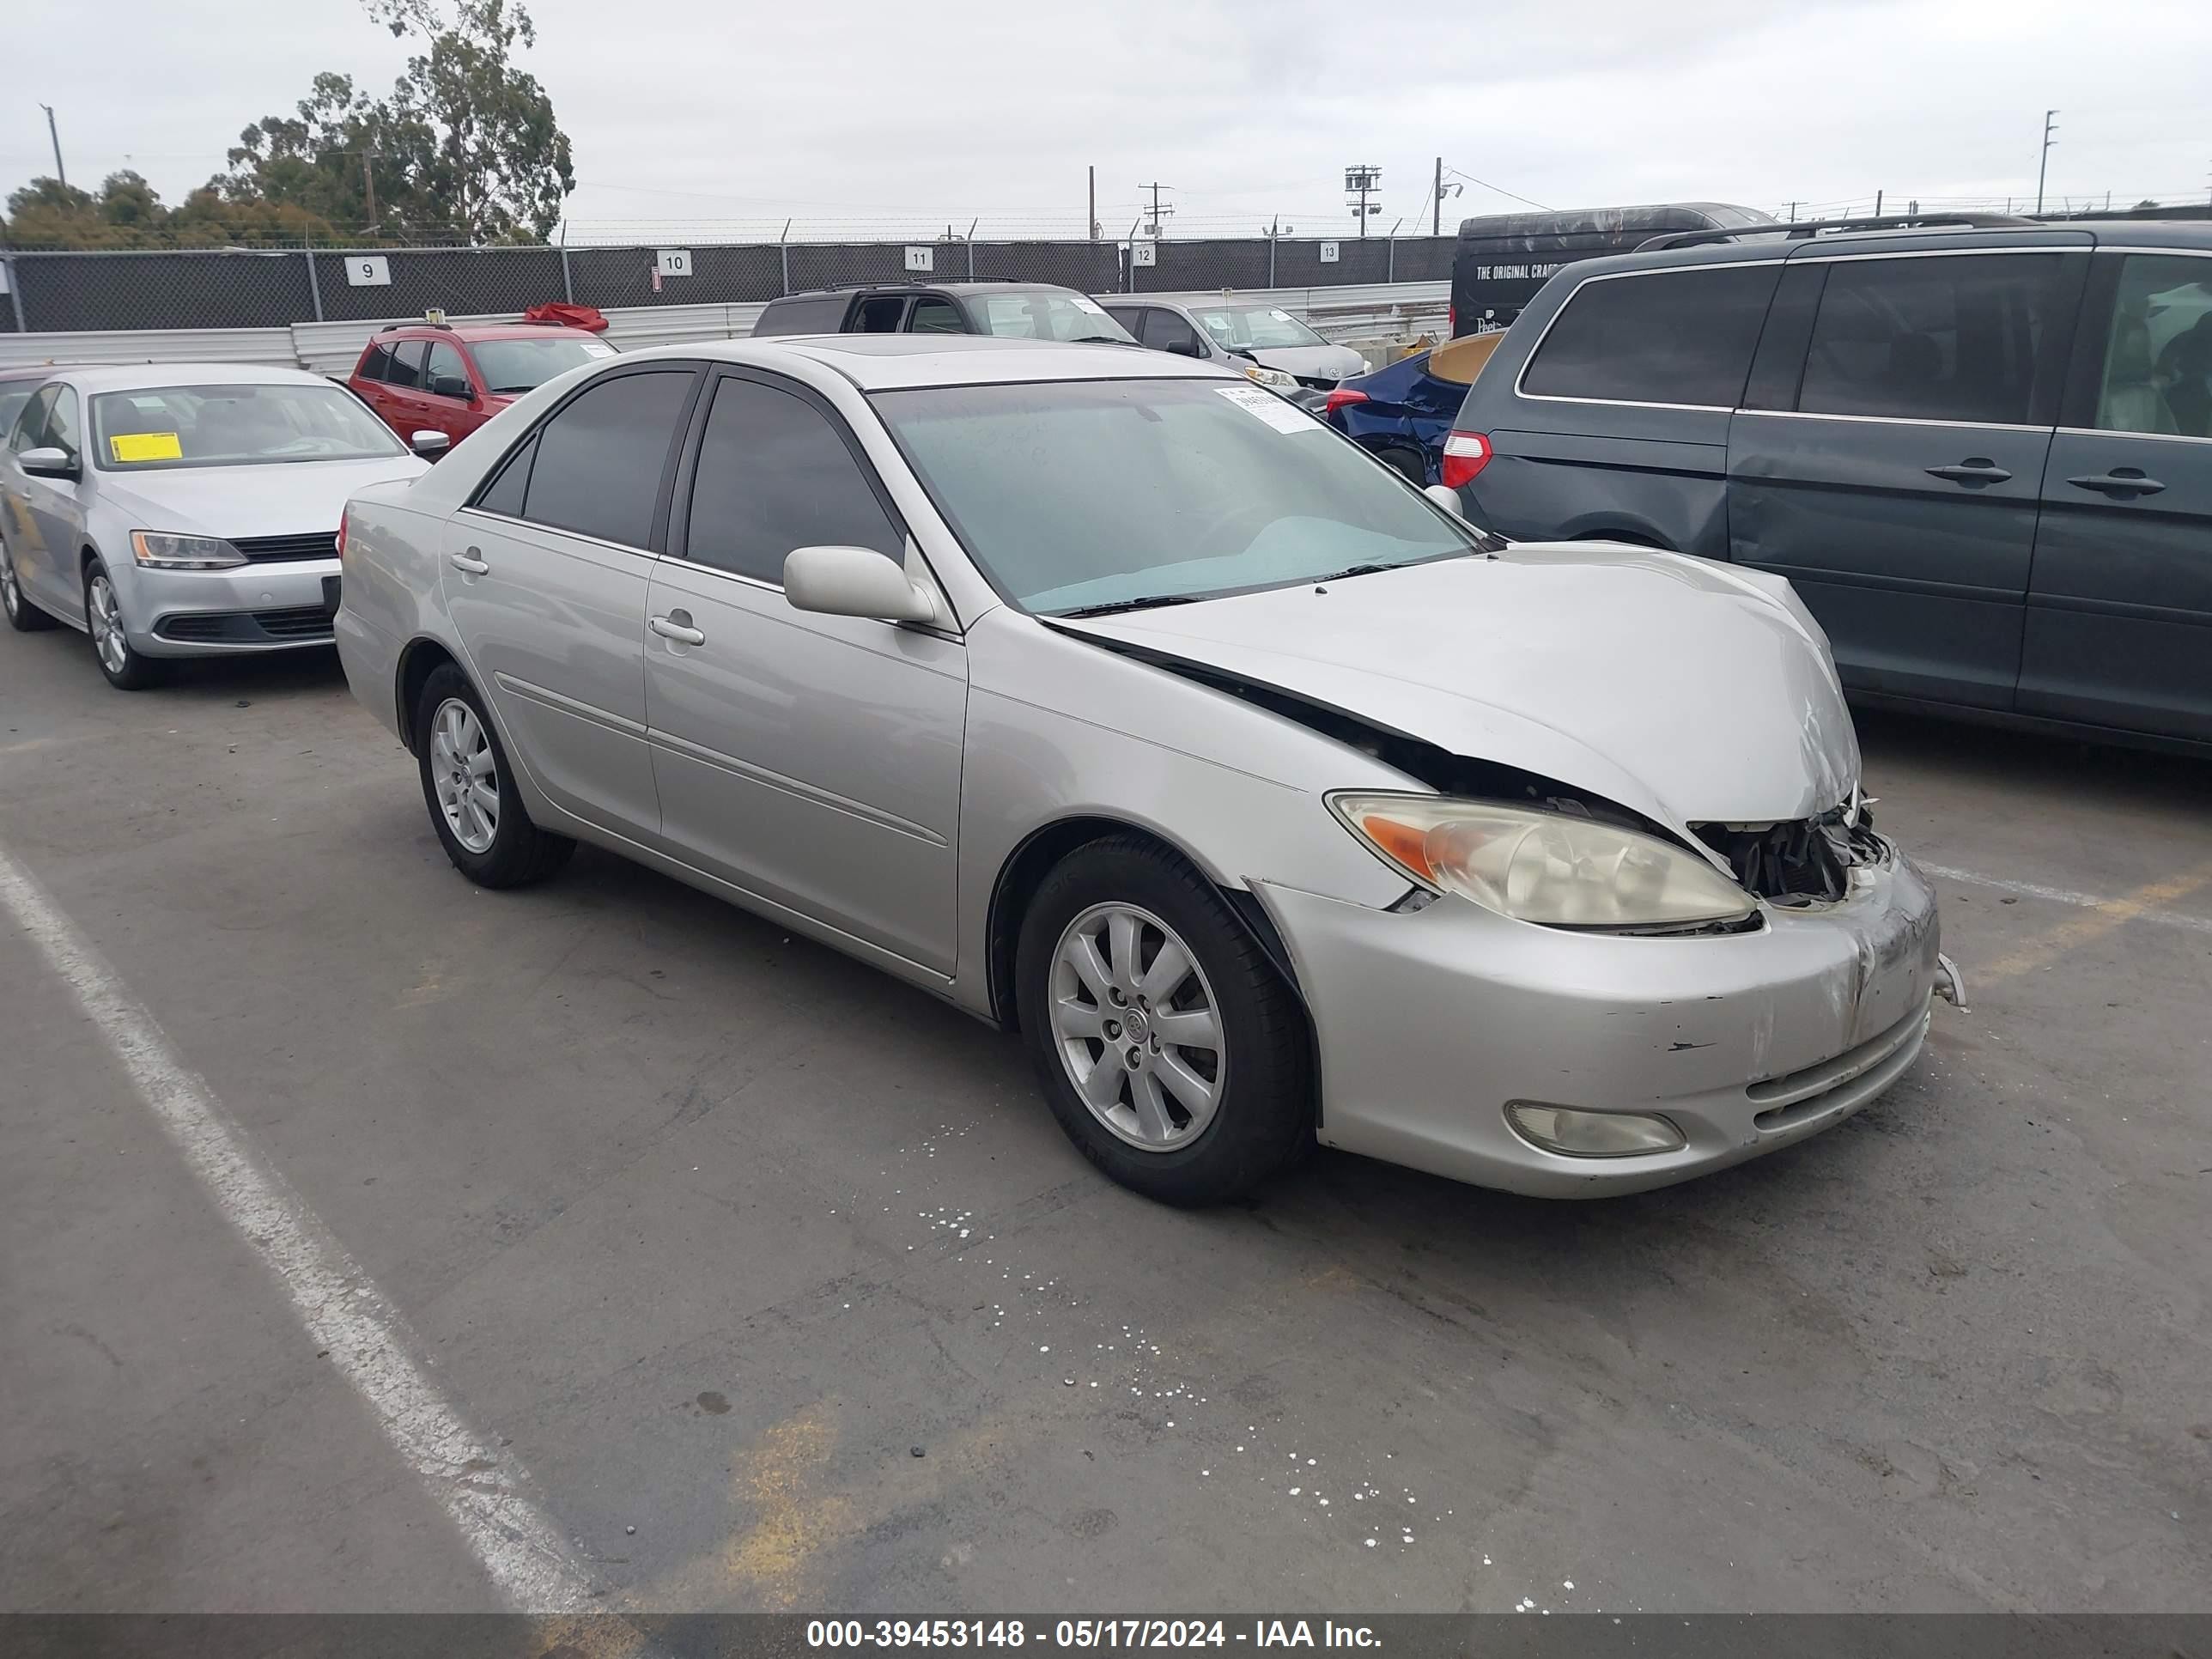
[
  {"left": 1443, "top": 216, "right": 2212, "bottom": 750},
  {"left": 1449, "top": 203, "right": 1773, "bottom": 336}
]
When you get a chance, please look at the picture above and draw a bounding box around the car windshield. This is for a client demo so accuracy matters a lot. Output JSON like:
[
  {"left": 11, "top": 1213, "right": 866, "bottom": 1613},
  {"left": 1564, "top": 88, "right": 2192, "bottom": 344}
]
[
  {"left": 970, "top": 291, "right": 1136, "bottom": 343},
  {"left": 90, "top": 383, "right": 404, "bottom": 470},
  {"left": 470, "top": 336, "right": 611, "bottom": 394},
  {"left": 1194, "top": 304, "right": 1328, "bottom": 350},
  {"left": 873, "top": 378, "right": 1478, "bottom": 614}
]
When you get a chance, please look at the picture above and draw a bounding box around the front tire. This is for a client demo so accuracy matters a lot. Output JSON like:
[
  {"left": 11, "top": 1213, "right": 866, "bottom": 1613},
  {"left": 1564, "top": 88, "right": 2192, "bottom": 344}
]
[
  {"left": 413, "top": 663, "right": 574, "bottom": 888},
  {"left": 83, "top": 559, "right": 161, "bottom": 689},
  {"left": 3, "top": 540, "right": 58, "bottom": 632},
  {"left": 1377, "top": 445, "right": 1429, "bottom": 487},
  {"left": 1016, "top": 836, "right": 1313, "bottom": 1205}
]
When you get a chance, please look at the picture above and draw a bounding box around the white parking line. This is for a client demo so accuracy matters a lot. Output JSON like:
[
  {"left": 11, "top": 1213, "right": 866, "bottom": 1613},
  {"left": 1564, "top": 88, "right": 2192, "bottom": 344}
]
[
  {"left": 0, "top": 842, "right": 600, "bottom": 1613},
  {"left": 1918, "top": 862, "right": 2212, "bottom": 939}
]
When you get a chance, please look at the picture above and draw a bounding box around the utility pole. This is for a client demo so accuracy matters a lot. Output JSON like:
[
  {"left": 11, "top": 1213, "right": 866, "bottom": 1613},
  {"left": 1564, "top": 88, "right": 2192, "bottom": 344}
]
[
  {"left": 2036, "top": 109, "right": 2059, "bottom": 215},
  {"left": 1087, "top": 165, "right": 1097, "bottom": 240},
  {"left": 362, "top": 144, "right": 379, "bottom": 231},
  {"left": 40, "top": 104, "right": 66, "bottom": 188},
  {"left": 1874, "top": 188, "right": 1883, "bottom": 216},
  {"left": 1344, "top": 164, "right": 1382, "bottom": 237},
  {"left": 1139, "top": 181, "right": 1173, "bottom": 239},
  {"left": 1432, "top": 156, "right": 1443, "bottom": 235}
]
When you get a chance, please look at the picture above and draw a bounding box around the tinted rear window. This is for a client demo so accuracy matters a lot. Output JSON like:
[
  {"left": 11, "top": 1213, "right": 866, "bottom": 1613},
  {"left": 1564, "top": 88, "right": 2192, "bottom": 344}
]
[
  {"left": 1519, "top": 264, "right": 1779, "bottom": 406},
  {"left": 753, "top": 295, "right": 852, "bottom": 337},
  {"left": 517, "top": 369, "right": 694, "bottom": 548}
]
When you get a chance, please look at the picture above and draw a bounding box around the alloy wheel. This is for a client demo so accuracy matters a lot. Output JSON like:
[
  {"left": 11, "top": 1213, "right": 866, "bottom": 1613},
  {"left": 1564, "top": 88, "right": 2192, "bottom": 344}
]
[
  {"left": 87, "top": 574, "right": 129, "bottom": 674},
  {"left": 1049, "top": 901, "right": 1226, "bottom": 1152},
  {"left": 0, "top": 549, "right": 18, "bottom": 620},
  {"left": 430, "top": 696, "right": 500, "bottom": 854}
]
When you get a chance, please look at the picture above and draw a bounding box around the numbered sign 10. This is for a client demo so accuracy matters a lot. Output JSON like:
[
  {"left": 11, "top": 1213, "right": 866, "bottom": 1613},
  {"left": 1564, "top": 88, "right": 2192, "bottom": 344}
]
[{"left": 654, "top": 249, "right": 694, "bottom": 278}]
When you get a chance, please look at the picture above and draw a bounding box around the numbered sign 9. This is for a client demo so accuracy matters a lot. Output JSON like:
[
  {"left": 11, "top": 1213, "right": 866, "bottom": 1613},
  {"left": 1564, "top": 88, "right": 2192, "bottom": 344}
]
[
  {"left": 347, "top": 256, "right": 392, "bottom": 288},
  {"left": 654, "top": 249, "right": 693, "bottom": 278}
]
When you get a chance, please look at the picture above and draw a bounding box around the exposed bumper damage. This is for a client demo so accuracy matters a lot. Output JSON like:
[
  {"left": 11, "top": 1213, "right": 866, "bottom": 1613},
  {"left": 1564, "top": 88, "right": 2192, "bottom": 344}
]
[{"left": 1251, "top": 846, "right": 1943, "bottom": 1199}]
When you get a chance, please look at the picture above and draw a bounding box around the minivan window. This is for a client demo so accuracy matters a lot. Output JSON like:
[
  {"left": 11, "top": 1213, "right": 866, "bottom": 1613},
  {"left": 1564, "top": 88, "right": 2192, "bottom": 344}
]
[
  {"left": 1519, "top": 264, "right": 1779, "bottom": 407},
  {"left": 682, "top": 377, "right": 902, "bottom": 585},
  {"left": 908, "top": 296, "right": 964, "bottom": 334},
  {"left": 2094, "top": 253, "right": 2212, "bottom": 438},
  {"left": 1797, "top": 253, "right": 2069, "bottom": 427},
  {"left": 518, "top": 369, "right": 694, "bottom": 548},
  {"left": 1140, "top": 309, "right": 1203, "bottom": 354}
]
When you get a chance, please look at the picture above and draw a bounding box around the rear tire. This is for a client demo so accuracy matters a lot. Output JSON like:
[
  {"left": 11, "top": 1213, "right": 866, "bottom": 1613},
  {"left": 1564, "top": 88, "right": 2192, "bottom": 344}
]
[
  {"left": 413, "top": 663, "right": 574, "bottom": 888},
  {"left": 1015, "top": 835, "right": 1312, "bottom": 1206},
  {"left": 2, "top": 540, "right": 58, "bottom": 632},
  {"left": 1378, "top": 445, "right": 1429, "bottom": 487}
]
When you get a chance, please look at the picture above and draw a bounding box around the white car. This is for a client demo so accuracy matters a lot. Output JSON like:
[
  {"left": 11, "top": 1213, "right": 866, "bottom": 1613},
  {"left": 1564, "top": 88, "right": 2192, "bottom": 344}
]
[{"left": 1, "top": 363, "right": 427, "bottom": 688}]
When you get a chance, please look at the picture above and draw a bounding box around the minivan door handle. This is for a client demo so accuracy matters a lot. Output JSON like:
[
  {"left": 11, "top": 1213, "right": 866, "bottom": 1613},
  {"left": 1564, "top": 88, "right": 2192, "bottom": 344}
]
[
  {"left": 1924, "top": 461, "right": 2013, "bottom": 486},
  {"left": 448, "top": 549, "right": 489, "bottom": 575},
  {"left": 2067, "top": 469, "right": 2166, "bottom": 498},
  {"left": 649, "top": 613, "right": 706, "bottom": 647}
]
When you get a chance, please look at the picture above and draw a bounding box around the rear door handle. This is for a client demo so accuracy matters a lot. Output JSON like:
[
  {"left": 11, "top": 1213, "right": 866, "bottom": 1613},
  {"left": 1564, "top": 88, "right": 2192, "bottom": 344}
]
[
  {"left": 448, "top": 549, "right": 489, "bottom": 575},
  {"left": 1924, "top": 461, "right": 2013, "bottom": 485},
  {"left": 2067, "top": 470, "right": 2166, "bottom": 497},
  {"left": 649, "top": 614, "right": 705, "bottom": 647}
]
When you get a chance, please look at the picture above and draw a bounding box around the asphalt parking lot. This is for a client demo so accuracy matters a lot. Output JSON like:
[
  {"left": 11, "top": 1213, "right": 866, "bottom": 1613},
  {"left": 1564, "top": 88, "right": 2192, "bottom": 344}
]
[{"left": 2, "top": 628, "right": 2207, "bottom": 1617}]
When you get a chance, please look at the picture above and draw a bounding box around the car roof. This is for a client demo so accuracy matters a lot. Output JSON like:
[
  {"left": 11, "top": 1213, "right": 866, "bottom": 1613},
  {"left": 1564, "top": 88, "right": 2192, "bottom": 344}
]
[
  {"left": 1551, "top": 216, "right": 2212, "bottom": 283},
  {"left": 622, "top": 333, "right": 1231, "bottom": 391},
  {"left": 0, "top": 363, "right": 78, "bottom": 382},
  {"left": 765, "top": 281, "right": 1091, "bottom": 301},
  {"left": 369, "top": 322, "right": 592, "bottom": 342},
  {"left": 52, "top": 362, "right": 339, "bottom": 392}
]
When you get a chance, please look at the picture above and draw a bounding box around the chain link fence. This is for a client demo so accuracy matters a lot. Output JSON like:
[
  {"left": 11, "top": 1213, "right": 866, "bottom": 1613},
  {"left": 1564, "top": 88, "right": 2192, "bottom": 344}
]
[{"left": 0, "top": 234, "right": 1451, "bottom": 335}]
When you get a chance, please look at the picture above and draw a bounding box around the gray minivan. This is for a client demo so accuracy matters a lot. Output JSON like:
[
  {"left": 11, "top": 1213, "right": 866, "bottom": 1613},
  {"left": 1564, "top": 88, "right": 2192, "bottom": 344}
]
[{"left": 1444, "top": 217, "right": 2212, "bottom": 749}]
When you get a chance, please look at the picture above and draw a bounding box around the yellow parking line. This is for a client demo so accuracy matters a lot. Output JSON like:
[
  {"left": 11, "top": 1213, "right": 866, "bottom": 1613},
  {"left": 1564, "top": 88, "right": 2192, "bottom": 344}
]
[{"left": 1978, "top": 860, "right": 2212, "bottom": 984}]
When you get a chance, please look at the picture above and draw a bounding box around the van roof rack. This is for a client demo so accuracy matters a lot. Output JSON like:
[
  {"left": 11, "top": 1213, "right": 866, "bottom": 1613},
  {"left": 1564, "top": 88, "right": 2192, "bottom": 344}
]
[{"left": 1634, "top": 212, "right": 2039, "bottom": 253}]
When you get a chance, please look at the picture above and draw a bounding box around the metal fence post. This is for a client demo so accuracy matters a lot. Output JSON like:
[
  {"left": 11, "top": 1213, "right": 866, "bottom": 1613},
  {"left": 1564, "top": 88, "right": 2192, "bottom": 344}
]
[
  {"left": 780, "top": 239, "right": 791, "bottom": 296},
  {"left": 1, "top": 254, "right": 25, "bottom": 333},
  {"left": 1388, "top": 234, "right": 1395, "bottom": 283},
  {"left": 1267, "top": 226, "right": 1277, "bottom": 288},
  {"left": 560, "top": 241, "right": 574, "bottom": 304},
  {"left": 967, "top": 239, "right": 976, "bottom": 280},
  {"left": 302, "top": 243, "right": 325, "bottom": 322}
]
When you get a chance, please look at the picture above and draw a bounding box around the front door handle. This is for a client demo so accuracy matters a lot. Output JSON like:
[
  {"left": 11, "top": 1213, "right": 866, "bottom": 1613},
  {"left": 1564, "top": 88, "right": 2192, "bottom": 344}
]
[
  {"left": 448, "top": 549, "right": 489, "bottom": 574},
  {"left": 649, "top": 613, "right": 705, "bottom": 647},
  {"left": 1924, "top": 461, "right": 2013, "bottom": 485},
  {"left": 2067, "top": 469, "right": 2166, "bottom": 498}
]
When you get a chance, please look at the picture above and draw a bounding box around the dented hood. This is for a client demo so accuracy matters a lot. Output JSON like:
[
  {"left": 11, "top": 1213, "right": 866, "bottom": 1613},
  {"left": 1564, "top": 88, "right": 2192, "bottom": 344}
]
[{"left": 1054, "top": 544, "right": 1859, "bottom": 834}]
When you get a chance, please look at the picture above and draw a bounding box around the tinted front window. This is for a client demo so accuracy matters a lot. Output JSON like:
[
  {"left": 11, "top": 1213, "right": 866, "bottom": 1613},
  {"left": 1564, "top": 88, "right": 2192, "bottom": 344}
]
[
  {"left": 2092, "top": 253, "right": 2212, "bottom": 438},
  {"left": 971, "top": 291, "right": 1134, "bottom": 343},
  {"left": 519, "top": 369, "right": 693, "bottom": 547},
  {"left": 1797, "top": 253, "right": 2069, "bottom": 426},
  {"left": 471, "top": 337, "right": 610, "bottom": 394},
  {"left": 1520, "top": 264, "right": 1779, "bottom": 406},
  {"left": 907, "top": 297, "right": 964, "bottom": 334},
  {"left": 1140, "top": 309, "right": 1203, "bottom": 353},
  {"left": 386, "top": 341, "right": 426, "bottom": 390},
  {"left": 89, "top": 383, "right": 403, "bottom": 470},
  {"left": 425, "top": 340, "right": 470, "bottom": 395},
  {"left": 874, "top": 379, "right": 1476, "bottom": 614},
  {"left": 46, "top": 387, "right": 81, "bottom": 459},
  {"left": 1194, "top": 304, "right": 1327, "bottom": 349},
  {"left": 854, "top": 295, "right": 908, "bottom": 333},
  {"left": 10, "top": 388, "right": 54, "bottom": 451},
  {"left": 683, "top": 377, "right": 902, "bottom": 585}
]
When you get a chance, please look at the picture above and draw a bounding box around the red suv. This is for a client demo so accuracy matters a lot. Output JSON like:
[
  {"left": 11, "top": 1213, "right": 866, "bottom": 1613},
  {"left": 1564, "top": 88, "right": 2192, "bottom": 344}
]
[{"left": 347, "top": 320, "right": 615, "bottom": 451}]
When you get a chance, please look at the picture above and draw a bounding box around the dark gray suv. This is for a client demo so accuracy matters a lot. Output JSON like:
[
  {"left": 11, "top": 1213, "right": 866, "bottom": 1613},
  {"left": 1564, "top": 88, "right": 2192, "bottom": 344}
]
[
  {"left": 752, "top": 282, "right": 1137, "bottom": 345},
  {"left": 1443, "top": 216, "right": 2212, "bottom": 750}
]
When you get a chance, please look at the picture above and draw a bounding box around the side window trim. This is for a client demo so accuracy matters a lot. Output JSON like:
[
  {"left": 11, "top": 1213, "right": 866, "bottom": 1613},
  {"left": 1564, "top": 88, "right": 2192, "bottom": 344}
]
[
  {"left": 665, "top": 365, "right": 913, "bottom": 584},
  {"left": 460, "top": 362, "right": 707, "bottom": 553}
]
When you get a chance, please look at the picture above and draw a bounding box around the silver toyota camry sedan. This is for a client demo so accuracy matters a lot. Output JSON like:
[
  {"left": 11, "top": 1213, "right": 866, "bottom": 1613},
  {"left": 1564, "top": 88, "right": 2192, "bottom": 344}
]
[
  {"left": 1, "top": 363, "right": 427, "bottom": 688},
  {"left": 335, "top": 335, "right": 1957, "bottom": 1205}
]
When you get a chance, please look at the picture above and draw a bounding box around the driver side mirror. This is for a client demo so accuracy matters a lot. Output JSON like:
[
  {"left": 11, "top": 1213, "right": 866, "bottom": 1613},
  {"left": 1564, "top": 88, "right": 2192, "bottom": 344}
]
[
  {"left": 410, "top": 429, "right": 453, "bottom": 459},
  {"left": 18, "top": 445, "right": 77, "bottom": 480},
  {"left": 1424, "top": 483, "right": 1467, "bottom": 517},
  {"left": 783, "top": 544, "right": 941, "bottom": 625},
  {"left": 430, "top": 374, "right": 474, "bottom": 402},
  {"left": 1167, "top": 337, "right": 1205, "bottom": 357}
]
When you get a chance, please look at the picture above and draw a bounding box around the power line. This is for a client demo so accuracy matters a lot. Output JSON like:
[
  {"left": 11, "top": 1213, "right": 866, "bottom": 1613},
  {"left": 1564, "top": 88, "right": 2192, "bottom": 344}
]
[{"left": 1443, "top": 166, "right": 1550, "bottom": 212}]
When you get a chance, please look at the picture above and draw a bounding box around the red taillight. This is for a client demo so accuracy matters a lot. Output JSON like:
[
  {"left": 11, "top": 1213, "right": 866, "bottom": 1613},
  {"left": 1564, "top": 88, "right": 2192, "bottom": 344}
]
[
  {"left": 1440, "top": 430, "right": 1492, "bottom": 489},
  {"left": 336, "top": 509, "right": 349, "bottom": 566},
  {"left": 1323, "top": 386, "right": 1369, "bottom": 415},
  {"left": 1448, "top": 303, "right": 1456, "bottom": 336}
]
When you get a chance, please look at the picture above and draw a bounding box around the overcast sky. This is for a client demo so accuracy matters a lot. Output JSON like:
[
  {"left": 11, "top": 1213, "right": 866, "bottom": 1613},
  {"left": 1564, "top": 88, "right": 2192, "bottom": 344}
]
[{"left": 9, "top": 0, "right": 2209, "bottom": 239}]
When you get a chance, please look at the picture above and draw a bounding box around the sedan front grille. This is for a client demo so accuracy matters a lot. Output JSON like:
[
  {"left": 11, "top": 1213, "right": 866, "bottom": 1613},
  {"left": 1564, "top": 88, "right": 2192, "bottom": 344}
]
[
  {"left": 229, "top": 532, "right": 339, "bottom": 563},
  {"left": 154, "top": 606, "right": 335, "bottom": 645}
]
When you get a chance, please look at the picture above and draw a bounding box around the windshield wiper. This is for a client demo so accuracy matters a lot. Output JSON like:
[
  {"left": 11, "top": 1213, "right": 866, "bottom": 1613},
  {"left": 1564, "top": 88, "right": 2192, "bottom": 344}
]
[
  {"left": 1069, "top": 334, "right": 1141, "bottom": 347},
  {"left": 1053, "top": 592, "right": 1205, "bottom": 618},
  {"left": 1311, "top": 562, "right": 1401, "bottom": 583}
]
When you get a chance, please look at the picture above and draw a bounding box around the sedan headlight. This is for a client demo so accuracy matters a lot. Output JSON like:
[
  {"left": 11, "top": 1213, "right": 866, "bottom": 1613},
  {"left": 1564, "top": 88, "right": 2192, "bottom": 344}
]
[
  {"left": 131, "top": 532, "right": 245, "bottom": 569},
  {"left": 1329, "top": 793, "right": 1756, "bottom": 928},
  {"left": 1243, "top": 364, "right": 1300, "bottom": 391}
]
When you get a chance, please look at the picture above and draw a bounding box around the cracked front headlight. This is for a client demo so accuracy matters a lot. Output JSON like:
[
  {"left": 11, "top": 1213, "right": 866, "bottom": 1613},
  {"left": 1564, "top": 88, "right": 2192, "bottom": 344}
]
[
  {"left": 131, "top": 532, "right": 245, "bottom": 569},
  {"left": 1329, "top": 793, "right": 1756, "bottom": 929}
]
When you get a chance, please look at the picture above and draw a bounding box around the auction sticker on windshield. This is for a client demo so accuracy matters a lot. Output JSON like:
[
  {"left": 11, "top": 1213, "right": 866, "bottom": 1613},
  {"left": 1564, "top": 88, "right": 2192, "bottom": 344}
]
[
  {"left": 109, "top": 432, "right": 184, "bottom": 464},
  {"left": 1214, "top": 383, "right": 1322, "bottom": 434}
]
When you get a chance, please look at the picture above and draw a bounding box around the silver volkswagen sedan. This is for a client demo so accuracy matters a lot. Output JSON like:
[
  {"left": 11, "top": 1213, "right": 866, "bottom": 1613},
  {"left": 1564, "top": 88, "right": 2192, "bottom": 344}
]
[
  {"left": 335, "top": 335, "right": 1956, "bottom": 1205},
  {"left": 1, "top": 363, "right": 427, "bottom": 688}
]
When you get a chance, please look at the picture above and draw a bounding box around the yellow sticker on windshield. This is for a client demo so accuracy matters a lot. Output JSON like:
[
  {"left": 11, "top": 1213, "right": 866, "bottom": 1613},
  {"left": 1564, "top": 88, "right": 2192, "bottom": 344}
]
[{"left": 110, "top": 431, "right": 183, "bottom": 463}]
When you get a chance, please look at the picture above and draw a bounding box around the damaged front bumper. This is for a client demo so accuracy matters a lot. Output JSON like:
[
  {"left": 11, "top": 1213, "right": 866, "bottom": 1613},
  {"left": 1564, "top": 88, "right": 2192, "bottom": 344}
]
[{"left": 1252, "top": 848, "right": 1944, "bottom": 1198}]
